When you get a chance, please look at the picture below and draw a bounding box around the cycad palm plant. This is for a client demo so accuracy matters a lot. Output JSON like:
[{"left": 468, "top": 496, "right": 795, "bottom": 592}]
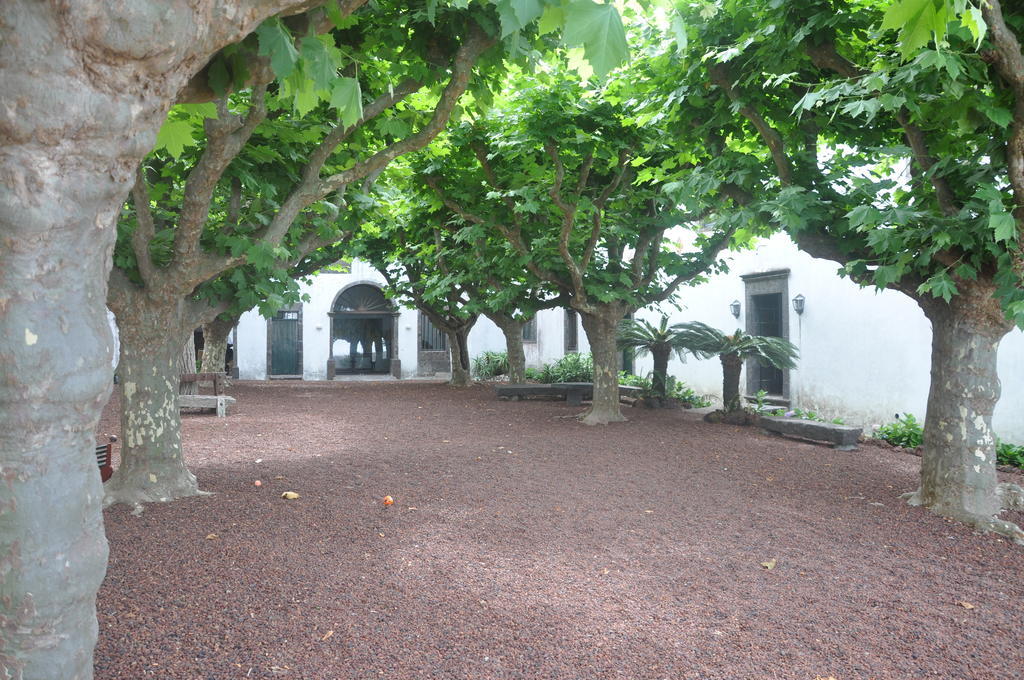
[
  {"left": 617, "top": 316, "right": 693, "bottom": 400},
  {"left": 674, "top": 322, "right": 799, "bottom": 411}
]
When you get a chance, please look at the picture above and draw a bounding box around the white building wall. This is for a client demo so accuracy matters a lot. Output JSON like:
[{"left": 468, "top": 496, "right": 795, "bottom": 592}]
[
  {"left": 633, "top": 233, "right": 1023, "bottom": 443},
  {"left": 466, "top": 308, "right": 577, "bottom": 370},
  {"left": 236, "top": 308, "right": 268, "bottom": 381}
]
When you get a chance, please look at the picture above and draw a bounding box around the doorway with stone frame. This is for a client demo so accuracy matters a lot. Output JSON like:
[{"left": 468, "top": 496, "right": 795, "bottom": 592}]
[{"left": 741, "top": 270, "right": 790, "bottom": 404}]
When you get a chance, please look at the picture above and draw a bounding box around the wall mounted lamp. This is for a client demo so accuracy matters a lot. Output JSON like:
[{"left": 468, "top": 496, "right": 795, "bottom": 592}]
[
  {"left": 792, "top": 294, "right": 806, "bottom": 315},
  {"left": 729, "top": 300, "right": 741, "bottom": 318}
]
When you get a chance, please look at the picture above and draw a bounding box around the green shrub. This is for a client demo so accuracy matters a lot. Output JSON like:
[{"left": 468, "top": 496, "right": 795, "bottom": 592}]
[
  {"left": 617, "top": 371, "right": 713, "bottom": 408},
  {"left": 524, "top": 367, "right": 544, "bottom": 382},
  {"left": 875, "top": 413, "right": 924, "bottom": 448},
  {"left": 667, "top": 379, "right": 713, "bottom": 408},
  {"left": 538, "top": 352, "right": 593, "bottom": 383},
  {"left": 997, "top": 439, "right": 1024, "bottom": 469},
  {"left": 617, "top": 372, "right": 650, "bottom": 389},
  {"left": 473, "top": 351, "right": 508, "bottom": 379}
]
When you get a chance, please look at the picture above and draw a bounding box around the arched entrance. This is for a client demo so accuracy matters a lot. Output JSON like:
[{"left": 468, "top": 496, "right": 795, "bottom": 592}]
[{"left": 329, "top": 284, "right": 396, "bottom": 375}]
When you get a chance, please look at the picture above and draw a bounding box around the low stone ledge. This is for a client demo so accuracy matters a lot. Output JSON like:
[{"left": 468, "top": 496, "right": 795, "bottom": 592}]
[
  {"left": 179, "top": 394, "right": 237, "bottom": 417},
  {"left": 761, "top": 416, "right": 862, "bottom": 450},
  {"left": 495, "top": 383, "right": 642, "bottom": 406}
]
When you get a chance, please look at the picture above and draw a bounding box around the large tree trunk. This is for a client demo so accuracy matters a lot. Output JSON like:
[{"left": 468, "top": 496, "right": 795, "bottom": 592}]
[
  {"left": 0, "top": 2, "right": 350, "bottom": 676},
  {"left": 579, "top": 306, "right": 627, "bottom": 425},
  {"left": 105, "top": 287, "right": 217, "bottom": 506},
  {"left": 0, "top": 181, "right": 114, "bottom": 678},
  {"left": 203, "top": 316, "right": 236, "bottom": 377},
  {"left": 446, "top": 327, "right": 473, "bottom": 387},
  {"left": 104, "top": 322, "right": 205, "bottom": 506},
  {"left": 487, "top": 313, "right": 526, "bottom": 383},
  {"left": 907, "top": 285, "right": 1023, "bottom": 542},
  {"left": 650, "top": 346, "right": 671, "bottom": 399},
  {"left": 179, "top": 333, "right": 198, "bottom": 395},
  {"left": 720, "top": 352, "right": 743, "bottom": 411}
]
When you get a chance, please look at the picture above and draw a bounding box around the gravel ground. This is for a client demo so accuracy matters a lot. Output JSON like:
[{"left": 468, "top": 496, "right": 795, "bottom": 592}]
[{"left": 94, "top": 380, "right": 1024, "bottom": 680}]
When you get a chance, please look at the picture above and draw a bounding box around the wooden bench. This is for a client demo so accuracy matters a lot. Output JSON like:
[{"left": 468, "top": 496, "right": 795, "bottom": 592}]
[
  {"left": 179, "top": 394, "right": 236, "bottom": 417},
  {"left": 760, "top": 416, "right": 862, "bottom": 450},
  {"left": 496, "top": 383, "right": 642, "bottom": 406}
]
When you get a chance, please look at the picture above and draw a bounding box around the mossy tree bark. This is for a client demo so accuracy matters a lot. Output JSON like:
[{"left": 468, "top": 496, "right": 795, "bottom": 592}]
[
  {"left": 105, "top": 290, "right": 214, "bottom": 506},
  {"left": 907, "top": 285, "right": 1024, "bottom": 542},
  {"left": 179, "top": 334, "right": 198, "bottom": 395},
  {"left": 580, "top": 304, "right": 628, "bottom": 425},
  {"left": 202, "top": 316, "right": 236, "bottom": 377},
  {"left": 444, "top": 325, "right": 475, "bottom": 387},
  {"left": 486, "top": 313, "right": 526, "bottom": 383}
]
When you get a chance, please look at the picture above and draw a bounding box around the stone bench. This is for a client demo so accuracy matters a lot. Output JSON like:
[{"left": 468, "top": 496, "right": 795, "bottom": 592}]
[
  {"left": 760, "top": 416, "right": 862, "bottom": 450},
  {"left": 179, "top": 394, "right": 236, "bottom": 417},
  {"left": 496, "top": 383, "right": 642, "bottom": 406}
]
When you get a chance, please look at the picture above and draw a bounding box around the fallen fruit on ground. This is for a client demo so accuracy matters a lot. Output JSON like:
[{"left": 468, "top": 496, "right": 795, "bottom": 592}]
[
  {"left": 281, "top": 491, "right": 300, "bottom": 500},
  {"left": 383, "top": 495, "right": 394, "bottom": 506}
]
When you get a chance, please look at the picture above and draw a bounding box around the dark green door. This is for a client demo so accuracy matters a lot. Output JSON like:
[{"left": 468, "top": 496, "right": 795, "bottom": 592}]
[{"left": 270, "top": 311, "right": 301, "bottom": 375}]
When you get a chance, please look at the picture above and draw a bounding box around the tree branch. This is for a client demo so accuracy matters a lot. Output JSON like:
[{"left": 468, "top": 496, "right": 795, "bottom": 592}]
[
  {"left": 174, "top": 84, "right": 269, "bottom": 270},
  {"left": 804, "top": 39, "right": 961, "bottom": 216},
  {"left": 581, "top": 149, "right": 632, "bottom": 273},
  {"left": 471, "top": 138, "right": 523, "bottom": 228},
  {"left": 982, "top": 0, "right": 1024, "bottom": 235},
  {"left": 253, "top": 79, "right": 420, "bottom": 248},
  {"left": 177, "top": 0, "right": 369, "bottom": 103},
  {"left": 317, "top": 25, "right": 495, "bottom": 196},
  {"left": 708, "top": 63, "right": 793, "bottom": 185},
  {"left": 646, "top": 226, "right": 736, "bottom": 304},
  {"left": 422, "top": 175, "right": 572, "bottom": 291},
  {"left": 130, "top": 165, "right": 158, "bottom": 287},
  {"left": 544, "top": 138, "right": 587, "bottom": 300}
]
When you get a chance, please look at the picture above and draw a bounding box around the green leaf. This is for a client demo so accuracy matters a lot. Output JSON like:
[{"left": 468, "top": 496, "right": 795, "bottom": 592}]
[
  {"left": 961, "top": 6, "right": 987, "bottom": 46},
  {"left": 874, "top": 264, "right": 904, "bottom": 288},
  {"left": 563, "top": 0, "right": 628, "bottom": 78},
  {"left": 508, "top": 0, "right": 543, "bottom": 27},
  {"left": 178, "top": 102, "right": 218, "bottom": 119},
  {"left": 538, "top": 5, "right": 564, "bottom": 35},
  {"left": 154, "top": 119, "right": 196, "bottom": 158},
  {"left": 325, "top": 0, "right": 346, "bottom": 29},
  {"left": 881, "top": 0, "right": 947, "bottom": 59},
  {"left": 301, "top": 37, "right": 337, "bottom": 92},
  {"left": 256, "top": 19, "right": 299, "bottom": 79},
  {"left": 671, "top": 14, "right": 688, "bottom": 54},
  {"left": 330, "top": 77, "right": 364, "bottom": 128},
  {"left": 496, "top": 0, "right": 544, "bottom": 37},
  {"left": 991, "top": 211, "right": 1017, "bottom": 242},
  {"left": 917, "top": 272, "right": 958, "bottom": 302},
  {"left": 293, "top": 85, "right": 321, "bottom": 117},
  {"left": 983, "top": 105, "right": 1013, "bottom": 129}
]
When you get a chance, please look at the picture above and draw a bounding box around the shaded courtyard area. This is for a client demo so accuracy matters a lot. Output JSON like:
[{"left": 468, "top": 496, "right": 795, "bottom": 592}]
[{"left": 95, "top": 381, "right": 1024, "bottom": 679}]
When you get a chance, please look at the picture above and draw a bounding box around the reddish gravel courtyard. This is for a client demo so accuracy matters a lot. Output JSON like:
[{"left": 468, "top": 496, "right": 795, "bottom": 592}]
[{"left": 94, "top": 380, "right": 1024, "bottom": 680}]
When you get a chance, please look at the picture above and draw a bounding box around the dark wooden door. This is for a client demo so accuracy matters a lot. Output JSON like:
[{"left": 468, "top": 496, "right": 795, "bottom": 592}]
[
  {"left": 751, "top": 293, "right": 784, "bottom": 394},
  {"left": 270, "top": 312, "right": 301, "bottom": 375}
]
